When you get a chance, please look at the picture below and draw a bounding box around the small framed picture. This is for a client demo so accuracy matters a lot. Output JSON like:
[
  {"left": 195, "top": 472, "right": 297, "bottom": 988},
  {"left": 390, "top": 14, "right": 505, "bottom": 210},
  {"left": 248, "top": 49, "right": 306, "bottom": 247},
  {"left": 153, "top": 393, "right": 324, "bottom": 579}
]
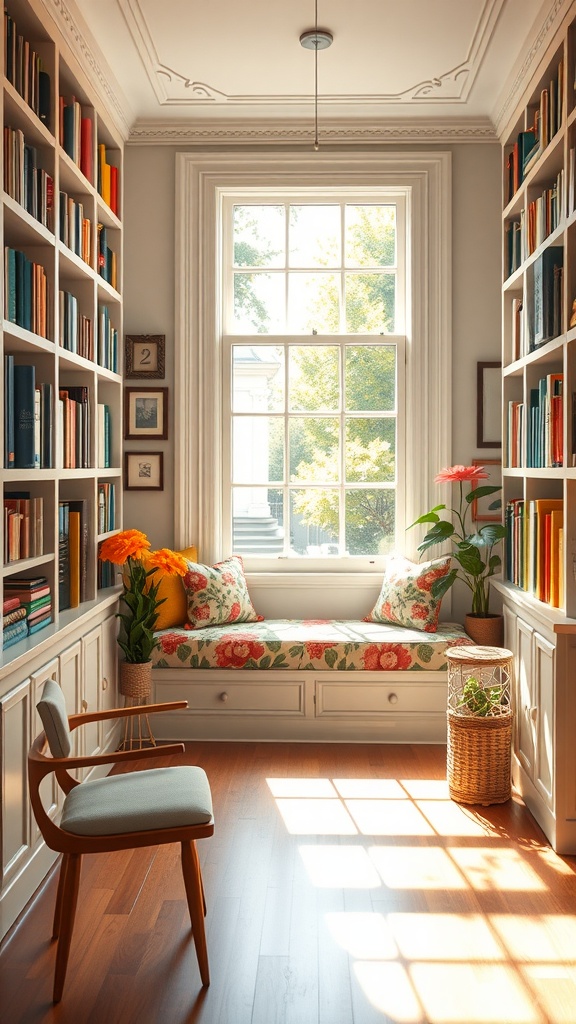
[
  {"left": 125, "top": 335, "right": 165, "bottom": 379},
  {"left": 477, "top": 361, "right": 502, "bottom": 449},
  {"left": 124, "top": 452, "right": 164, "bottom": 491},
  {"left": 471, "top": 459, "right": 502, "bottom": 521},
  {"left": 124, "top": 387, "right": 168, "bottom": 440}
]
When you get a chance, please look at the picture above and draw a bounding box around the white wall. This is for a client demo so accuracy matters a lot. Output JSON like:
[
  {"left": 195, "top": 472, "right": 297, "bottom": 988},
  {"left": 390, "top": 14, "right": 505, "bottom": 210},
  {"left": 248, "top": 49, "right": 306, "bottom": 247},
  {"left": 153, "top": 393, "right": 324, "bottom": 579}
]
[{"left": 122, "top": 142, "right": 502, "bottom": 621}]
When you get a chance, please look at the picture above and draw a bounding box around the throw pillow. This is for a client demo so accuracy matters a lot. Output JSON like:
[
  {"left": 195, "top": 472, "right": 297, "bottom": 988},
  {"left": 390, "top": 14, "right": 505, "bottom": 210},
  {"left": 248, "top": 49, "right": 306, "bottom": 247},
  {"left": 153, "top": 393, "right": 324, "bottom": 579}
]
[
  {"left": 364, "top": 555, "right": 452, "bottom": 632},
  {"left": 184, "top": 554, "right": 263, "bottom": 628},
  {"left": 143, "top": 545, "right": 198, "bottom": 630}
]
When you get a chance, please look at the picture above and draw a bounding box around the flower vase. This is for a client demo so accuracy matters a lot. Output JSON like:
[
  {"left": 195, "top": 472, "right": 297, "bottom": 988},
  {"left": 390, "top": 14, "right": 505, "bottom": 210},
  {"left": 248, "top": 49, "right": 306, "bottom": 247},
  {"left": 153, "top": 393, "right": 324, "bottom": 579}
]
[
  {"left": 119, "top": 660, "right": 152, "bottom": 701},
  {"left": 464, "top": 613, "right": 504, "bottom": 648}
]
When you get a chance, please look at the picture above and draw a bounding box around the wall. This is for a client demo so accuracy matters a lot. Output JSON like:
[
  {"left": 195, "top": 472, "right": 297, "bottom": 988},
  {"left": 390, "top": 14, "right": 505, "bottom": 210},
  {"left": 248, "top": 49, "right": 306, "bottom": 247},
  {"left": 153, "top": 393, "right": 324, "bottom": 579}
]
[{"left": 122, "top": 142, "right": 502, "bottom": 621}]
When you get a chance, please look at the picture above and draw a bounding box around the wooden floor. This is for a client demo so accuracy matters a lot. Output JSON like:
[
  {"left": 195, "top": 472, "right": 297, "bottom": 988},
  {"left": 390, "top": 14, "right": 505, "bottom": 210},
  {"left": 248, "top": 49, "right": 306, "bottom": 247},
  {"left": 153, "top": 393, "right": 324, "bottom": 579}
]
[{"left": 2, "top": 742, "right": 576, "bottom": 1024}]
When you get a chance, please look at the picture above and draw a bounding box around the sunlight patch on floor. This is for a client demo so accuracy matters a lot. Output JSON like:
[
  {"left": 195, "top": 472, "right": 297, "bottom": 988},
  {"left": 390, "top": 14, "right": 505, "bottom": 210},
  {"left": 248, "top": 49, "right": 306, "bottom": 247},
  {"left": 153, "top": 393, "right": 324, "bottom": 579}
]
[
  {"left": 353, "top": 961, "right": 425, "bottom": 1023},
  {"left": 325, "top": 911, "right": 398, "bottom": 959},
  {"left": 411, "top": 963, "right": 540, "bottom": 1023},
  {"left": 266, "top": 777, "right": 337, "bottom": 798},
  {"left": 332, "top": 778, "right": 407, "bottom": 799},
  {"left": 299, "top": 844, "right": 381, "bottom": 888},
  {"left": 520, "top": 965, "right": 576, "bottom": 1024},
  {"left": 490, "top": 914, "right": 576, "bottom": 960},
  {"left": 275, "top": 797, "right": 358, "bottom": 834},
  {"left": 401, "top": 779, "right": 451, "bottom": 799},
  {"left": 448, "top": 847, "right": 547, "bottom": 891},
  {"left": 369, "top": 846, "right": 468, "bottom": 890},
  {"left": 417, "top": 799, "right": 499, "bottom": 837},
  {"left": 346, "top": 798, "right": 435, "bottom": 836},
  {"left": 390, "top": 913, "right": 504, "bottom": 961}
]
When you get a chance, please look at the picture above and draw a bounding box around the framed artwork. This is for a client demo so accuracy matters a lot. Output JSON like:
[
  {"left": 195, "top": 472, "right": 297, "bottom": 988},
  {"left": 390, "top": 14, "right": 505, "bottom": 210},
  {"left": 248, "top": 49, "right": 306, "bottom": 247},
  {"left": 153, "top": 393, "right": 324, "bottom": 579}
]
[
  {"left": 124, "top": 452, "right": 164, "bottom": 491},
  {"left": 125, "top": 335, "right": 165, "bottom": 379},
  {"left": 124, "top": 387, "right": 168, "bottom": 440},
  {"left": 471, "top": 459, "right": 502, "bottom": 521},
  {"left": 477, "top": 361, "right": 502, "bottom": 449}
]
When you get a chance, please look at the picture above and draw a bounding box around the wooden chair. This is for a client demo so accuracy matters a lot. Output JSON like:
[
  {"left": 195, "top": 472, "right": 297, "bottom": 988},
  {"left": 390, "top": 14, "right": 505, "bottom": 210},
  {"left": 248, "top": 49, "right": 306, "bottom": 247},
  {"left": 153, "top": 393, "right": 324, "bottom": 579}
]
[{"left": 29, "top": 678, "right": 214, "bottom": 1003}]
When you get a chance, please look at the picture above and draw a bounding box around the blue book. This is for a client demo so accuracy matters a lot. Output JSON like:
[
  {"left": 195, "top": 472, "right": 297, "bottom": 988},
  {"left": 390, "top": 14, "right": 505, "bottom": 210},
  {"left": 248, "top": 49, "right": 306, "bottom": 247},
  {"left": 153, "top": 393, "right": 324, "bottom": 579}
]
[
  {"left": 4, "top": 354, "right": 14, "bottom": 469},
  {"left": 5, "top": 248, "right": 16, "bottom": 322},
  {"left": 13, "top": 364, "right": 36, "bottom": 469},
  {"left": 15, "top": 250, "right": 26, "bottom": 327},
  {"left": 2, "top": 619, "right": 28, "bottom": 649},
  {"left": 28, "top": 616, "right": 53, "bottom": 636}
]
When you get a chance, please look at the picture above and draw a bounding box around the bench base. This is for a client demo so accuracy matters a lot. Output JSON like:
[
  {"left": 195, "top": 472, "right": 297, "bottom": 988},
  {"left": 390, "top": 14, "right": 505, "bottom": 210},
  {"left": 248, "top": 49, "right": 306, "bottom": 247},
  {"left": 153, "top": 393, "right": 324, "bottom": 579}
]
[{"left": 151, "top": 668, "right": 449, "bottom": 743}]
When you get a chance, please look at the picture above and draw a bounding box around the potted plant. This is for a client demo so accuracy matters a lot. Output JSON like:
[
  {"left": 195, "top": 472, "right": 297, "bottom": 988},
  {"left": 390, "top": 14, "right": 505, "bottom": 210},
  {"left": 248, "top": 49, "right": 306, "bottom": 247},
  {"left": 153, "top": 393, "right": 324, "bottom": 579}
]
[
  {"left": 99, "top": 529, "right": 188, "bottom": 697},
  {"left": 409, "top": 464, "right": 507, "bottom": 644}
]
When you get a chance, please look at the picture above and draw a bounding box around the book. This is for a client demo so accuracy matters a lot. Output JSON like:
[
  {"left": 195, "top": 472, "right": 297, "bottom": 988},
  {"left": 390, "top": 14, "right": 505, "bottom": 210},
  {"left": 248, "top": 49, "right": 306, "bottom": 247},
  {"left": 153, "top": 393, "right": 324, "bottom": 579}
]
[
  {"left": 528, "top": 499, "right": 563, "bottom": 602},
  {"left": 549, "top": 509, "right": 563, "bottom": 608},
  {"left": 4, "top": 582, "right": 50, "bottom": 601},
  {"left": 2, "top": 618, "right": 28, "bottom": 649},
  {"left": 58, "top": 500, "right": 70, "bottom": 610},
  {"left": 13, "top": 364, "right": 36, "bottom": 469},
  {"left": 20, "top": 593, "right": 51, "bottom": 615},
  {"left": 2, "top": 596, "right": 21, "bottom": 614},
  {"left": 80, "top": 116, "right": 93, "bottom": 182},
  {"left": 4, "top": 354, "right": 14, "bottom": 468},
  {"left": 28, "top": 615, "right": 52, "bottom": 636},
  {"left": 69, "top": 510, "right": 81, "bottom": 608},
  {"left": 69, "top": 499, "right": 89, "bottom": 603},
  {"left": 3, "top": 606, "right": 27, "bottom": 627},
  {"left": 27, "top": 603, "right": 52, "bottom": 624},
  {"left": 531, "top": 246, "right": 563, "bottom": 349}
]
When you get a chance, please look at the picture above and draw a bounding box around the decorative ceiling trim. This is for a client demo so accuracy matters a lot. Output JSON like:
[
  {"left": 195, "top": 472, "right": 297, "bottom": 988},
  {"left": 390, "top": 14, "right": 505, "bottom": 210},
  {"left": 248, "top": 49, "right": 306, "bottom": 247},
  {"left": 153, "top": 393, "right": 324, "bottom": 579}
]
[
  {"left": 43, "top": 0, "right": 132, "bottom": 138},
  {"left": 128, "top": 117, "right": 498, "bottom": 146},
  {"left": 494, "top": 0, "right": 567, "bottom": 138},
  {"left": 120, "top": 0, "right": 504, "bottom": 108}
]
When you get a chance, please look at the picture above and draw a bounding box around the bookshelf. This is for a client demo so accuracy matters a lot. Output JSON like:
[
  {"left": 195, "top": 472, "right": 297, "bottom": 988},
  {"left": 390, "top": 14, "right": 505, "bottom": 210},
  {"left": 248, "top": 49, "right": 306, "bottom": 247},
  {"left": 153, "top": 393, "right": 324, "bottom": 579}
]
[
  {"left": 498, "top": 2, "right": 576, "bottom": 853},
  {"left": 0, "top": 0, "right": 123, "bottom": 937}
]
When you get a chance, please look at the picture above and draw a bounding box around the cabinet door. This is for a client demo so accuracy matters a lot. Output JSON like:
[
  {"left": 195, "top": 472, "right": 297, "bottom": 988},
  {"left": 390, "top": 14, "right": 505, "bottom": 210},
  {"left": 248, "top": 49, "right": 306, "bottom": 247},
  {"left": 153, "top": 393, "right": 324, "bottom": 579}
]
[
  {"left": 82, "top": 626, "right": 103, "bottom": 766},
  {"left": 29, "top": 660, "right": 60, "bottom": 847},
  {"left": 515, "top": 616, "right": 536, "bottom": 777},
  {"left": 101, "top": 613, "right": 119, "bottom": 749},
  {"left": 1, "top": 680, "right": 32, "bottom": 891},
  {"left": 533, "top": 632, "right": 555, "bottom": 807}
]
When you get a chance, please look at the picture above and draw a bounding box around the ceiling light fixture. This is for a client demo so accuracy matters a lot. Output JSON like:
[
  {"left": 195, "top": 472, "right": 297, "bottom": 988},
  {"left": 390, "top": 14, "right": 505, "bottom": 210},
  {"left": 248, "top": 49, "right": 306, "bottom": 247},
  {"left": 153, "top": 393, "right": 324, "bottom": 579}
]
[{"left": 299, "top": 1, "right": 333, "bottom": 151}]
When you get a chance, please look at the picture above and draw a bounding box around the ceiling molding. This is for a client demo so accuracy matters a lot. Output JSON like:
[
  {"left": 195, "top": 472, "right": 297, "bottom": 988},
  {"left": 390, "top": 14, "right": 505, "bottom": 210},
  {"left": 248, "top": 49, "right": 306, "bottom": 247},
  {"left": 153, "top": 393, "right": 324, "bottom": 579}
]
[
  {"left": 43, "top": 0, "right": 132, "bottom": 139},
  {"left": 127, "top": 117, "right": 498, "bottom": 146},
  {"left": 493, "top": 0, "right": 567, "bottom": 138}
]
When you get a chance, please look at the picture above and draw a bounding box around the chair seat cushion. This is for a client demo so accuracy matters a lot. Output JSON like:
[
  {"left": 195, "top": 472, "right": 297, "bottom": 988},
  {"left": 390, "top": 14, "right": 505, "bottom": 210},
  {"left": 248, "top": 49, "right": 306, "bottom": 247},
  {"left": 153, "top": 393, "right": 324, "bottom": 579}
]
[{"left": 60, "top": 766, "right": 213, "bottom": 837}]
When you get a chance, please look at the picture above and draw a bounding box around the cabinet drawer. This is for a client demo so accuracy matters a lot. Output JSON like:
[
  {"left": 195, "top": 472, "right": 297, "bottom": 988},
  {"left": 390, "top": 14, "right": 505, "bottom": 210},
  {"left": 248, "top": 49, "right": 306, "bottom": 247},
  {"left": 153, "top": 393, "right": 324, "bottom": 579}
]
[
  {"left": 183, "top": 680, "right": 305, "bottom": 714},
  {"left": 316, "top": 680, "right": 445, "bottom": 716}
]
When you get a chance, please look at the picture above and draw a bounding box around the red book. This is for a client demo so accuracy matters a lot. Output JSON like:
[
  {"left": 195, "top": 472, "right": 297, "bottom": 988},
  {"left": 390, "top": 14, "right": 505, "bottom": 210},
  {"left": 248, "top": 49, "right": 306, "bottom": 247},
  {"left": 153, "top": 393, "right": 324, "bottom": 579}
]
[
  {"left": 109, "top": 164, "right": 118, "bottom": 216},
  {"left": 2, "top": 596, "right": 21, "bottom": 613},
  {"left": 80, "top": 117, "right": 93, "bottom": 183}
]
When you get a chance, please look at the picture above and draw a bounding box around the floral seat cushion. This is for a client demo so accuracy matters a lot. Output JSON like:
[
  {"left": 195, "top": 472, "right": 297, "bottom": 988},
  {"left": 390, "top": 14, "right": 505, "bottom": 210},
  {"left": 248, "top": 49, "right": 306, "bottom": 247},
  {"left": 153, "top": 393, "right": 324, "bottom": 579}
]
[{"left": 151, "top": 619, "right": 473, "bottom": 672}]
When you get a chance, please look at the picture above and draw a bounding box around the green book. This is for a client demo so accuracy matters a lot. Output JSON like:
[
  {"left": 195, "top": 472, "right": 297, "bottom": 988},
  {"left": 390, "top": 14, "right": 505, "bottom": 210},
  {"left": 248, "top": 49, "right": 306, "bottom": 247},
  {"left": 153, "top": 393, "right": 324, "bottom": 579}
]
[{"left": 20, "top": 593, "right": 51, "bottom": 614}]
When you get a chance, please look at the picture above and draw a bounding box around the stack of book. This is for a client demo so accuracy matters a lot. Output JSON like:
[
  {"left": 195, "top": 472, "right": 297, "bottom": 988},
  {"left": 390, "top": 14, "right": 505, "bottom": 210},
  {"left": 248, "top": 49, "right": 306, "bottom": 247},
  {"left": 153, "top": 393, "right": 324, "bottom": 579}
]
[
  {"left": 4, "top": 246, "right": 49, "bottom": 337},
  {"left": 3, "top": 492, "right": 44, "bottom": 562},
  {"left": 2, "top": 595, "right": 28, "bottom": 649},
  {"left": 97, "top": 305, "right": 118, "bottom": 371},
  {"left": 59, "top": 96, "right": 93, "bottom": 183},
  {"left": 59, "top": 499, "right": 89, "bottom": 609},
  {"left": 505, "top": 497, "right": 564, "bottom": 607},
  {"left": 3, "top": 575, "right": 52, "bottom": 637},
  {"left": 3, "top": 128, "right": 54, "bottom": 231},
  {"left": 97, "top": 143, "right": 119, "bottom": 215},
  {"left": 59, "top": 191, "right": 91, "bottom": 263},
  {"left": 4, "top": 10, "right": 51, "bottom": 127},
  {"left": 3, "top": 358, "right": 53, "bottom": 470}
]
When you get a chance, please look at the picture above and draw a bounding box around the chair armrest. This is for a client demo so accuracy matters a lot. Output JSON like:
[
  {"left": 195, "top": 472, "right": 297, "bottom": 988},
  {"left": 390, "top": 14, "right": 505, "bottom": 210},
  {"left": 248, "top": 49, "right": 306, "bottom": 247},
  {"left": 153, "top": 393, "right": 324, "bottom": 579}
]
[
  {"left": 68, "top": 700, "right": 188, "bottom": 731},
  {"left": 30, "top": 740, "right": 186, "bottom": 772}
]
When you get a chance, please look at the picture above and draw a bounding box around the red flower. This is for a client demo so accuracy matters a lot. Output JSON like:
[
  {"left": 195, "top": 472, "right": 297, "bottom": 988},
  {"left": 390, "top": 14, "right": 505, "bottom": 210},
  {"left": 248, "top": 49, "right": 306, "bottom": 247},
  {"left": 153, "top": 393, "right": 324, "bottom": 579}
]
[
  {"left": 159, "top": 633, "right": 188, "bottom": 655},
  {"left": 411, "top": 603, "right": 429, "bottom": 620},
  {"left": 303, "top": 619, "right": 331, "bottom": 625},
  {"left": 229, "top": 602, "right": 241, "bottom": 621},
  {"left": 362, "top": 643, "right": 412, "bottom": 671},
  {"left": 220, "top": 571, "right": 236, "bottom": 585},
  {"left": 185, "top": 570, "right": 208, "bottom": 592},
  {"left": 214, "top": 634, "right": 265, "bottom": 667},
  {"left": 381, "top": 601, "right": 394, "bottom": 620},
  {"left": 191, "top": 602, "right": 211, "bottom": 622},
  {"left": 417, "top": 563, "right": 449, "bottom": 592},
  {"left": 305, "top": 641, "right": 337, "bottom": 659},
  {"left": 434, "top": 464, "right": 488, "bottom": 484}
]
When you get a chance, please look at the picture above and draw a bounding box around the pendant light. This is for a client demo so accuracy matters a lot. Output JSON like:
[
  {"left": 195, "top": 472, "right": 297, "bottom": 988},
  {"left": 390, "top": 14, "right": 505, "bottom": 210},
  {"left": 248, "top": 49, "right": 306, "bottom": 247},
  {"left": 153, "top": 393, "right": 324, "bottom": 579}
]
[{"left": 299, "top": 1, "right": 333, "bottom": 151}]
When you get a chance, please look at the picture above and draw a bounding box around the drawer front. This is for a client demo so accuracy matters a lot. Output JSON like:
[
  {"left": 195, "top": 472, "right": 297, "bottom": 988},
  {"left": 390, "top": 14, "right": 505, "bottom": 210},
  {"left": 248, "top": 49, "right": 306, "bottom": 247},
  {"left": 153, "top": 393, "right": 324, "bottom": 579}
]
[
  {"left": 316, "top": 680, "right": 445, "bottom": 716},
  {"left": 177, "top": 680, "right": 305, "bottom": 714}
]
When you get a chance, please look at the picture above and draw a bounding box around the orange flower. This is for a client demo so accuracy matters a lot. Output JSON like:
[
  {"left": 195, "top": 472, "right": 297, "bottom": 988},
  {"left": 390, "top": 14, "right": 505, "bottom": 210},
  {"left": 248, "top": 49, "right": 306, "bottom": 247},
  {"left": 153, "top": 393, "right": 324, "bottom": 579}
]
[
  {"left": 147, "top": 548, "right": 188, "bottom": 577},
  {"left": 434, "top": 464, "right": 489, "bottom": 484},
  {"left": 99, "top": 528, "right": 150, "bottom": 565}
]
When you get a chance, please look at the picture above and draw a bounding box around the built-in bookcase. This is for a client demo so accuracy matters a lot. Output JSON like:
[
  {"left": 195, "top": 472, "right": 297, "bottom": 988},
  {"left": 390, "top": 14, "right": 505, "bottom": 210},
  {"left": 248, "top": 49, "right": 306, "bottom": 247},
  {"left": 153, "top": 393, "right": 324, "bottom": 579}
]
[
  {"left": 497, "top": 2, "right": 576, "bottom": 854},
  {"left": 1, "top": 0, "right": 123, "bottom": 661}
]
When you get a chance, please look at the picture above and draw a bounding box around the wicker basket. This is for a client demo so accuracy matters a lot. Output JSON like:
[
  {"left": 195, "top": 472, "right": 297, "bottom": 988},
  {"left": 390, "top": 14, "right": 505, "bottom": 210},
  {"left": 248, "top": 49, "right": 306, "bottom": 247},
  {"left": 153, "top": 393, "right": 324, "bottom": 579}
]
[
  {"left": 119, "top": 660, "right": 152, "bottom": 699},
  {"left": 447, "top": 709, "right": 512, "bottom": 805}
]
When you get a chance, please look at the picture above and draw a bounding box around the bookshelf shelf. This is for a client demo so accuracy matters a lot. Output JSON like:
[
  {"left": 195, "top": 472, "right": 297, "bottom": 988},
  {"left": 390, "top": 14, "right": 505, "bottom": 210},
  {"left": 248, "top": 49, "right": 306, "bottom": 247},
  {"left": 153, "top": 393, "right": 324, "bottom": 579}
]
[{"left": 500, "top": 2, "right": 576, "bottom": 854}]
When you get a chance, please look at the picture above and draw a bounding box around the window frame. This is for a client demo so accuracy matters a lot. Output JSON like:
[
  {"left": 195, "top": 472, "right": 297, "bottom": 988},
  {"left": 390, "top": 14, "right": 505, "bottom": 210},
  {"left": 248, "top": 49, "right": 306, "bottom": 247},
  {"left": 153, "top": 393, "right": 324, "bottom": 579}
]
[{"left": 174, "top": 151, "right": 452, "bottom": 577}]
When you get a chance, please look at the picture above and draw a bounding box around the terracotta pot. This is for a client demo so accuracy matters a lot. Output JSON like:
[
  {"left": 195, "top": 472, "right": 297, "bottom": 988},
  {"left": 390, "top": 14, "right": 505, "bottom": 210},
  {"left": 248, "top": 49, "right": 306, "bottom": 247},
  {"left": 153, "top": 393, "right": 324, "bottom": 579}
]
[
  {"left": 464, "top": 613, "right": 504, "bottom": 648},
  {"left": 119, "top": 660, "right": 152, "bottom": 699}
]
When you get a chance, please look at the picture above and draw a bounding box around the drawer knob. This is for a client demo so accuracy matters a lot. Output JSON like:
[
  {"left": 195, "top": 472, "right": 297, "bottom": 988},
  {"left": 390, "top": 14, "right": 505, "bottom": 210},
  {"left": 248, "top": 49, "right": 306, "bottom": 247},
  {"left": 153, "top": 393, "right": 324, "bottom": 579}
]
[
  {"left": 219, "top": 691, "right": 229, "bottom": 703},
  {"left": 102, "top": 676, "right": 108, "bottom": 691},
  {"left": 81, "top": 699, "right": 88, "bottom": 712},
  {"left": 388, "top": 692, "right": 399, "bottom": 704}
]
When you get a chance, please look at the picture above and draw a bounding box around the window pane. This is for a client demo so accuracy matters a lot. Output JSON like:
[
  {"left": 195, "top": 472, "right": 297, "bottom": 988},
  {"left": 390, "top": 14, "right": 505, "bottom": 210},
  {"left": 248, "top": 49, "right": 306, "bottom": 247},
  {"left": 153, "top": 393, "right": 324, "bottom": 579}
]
[
  {"left": 289, "top": 205, "right": 340, "bottom": 267},
  {"left": 288, "top": 273, "right": 339, "bottom": 333},
  {"left": 233, "top": 205, "right": 285, "bottom": 267},
  {"left": 345, "top": 205, "right": 396, "bottom": 267},
  {"left": 233, "top": 273, "right": 285, "bottom": 333},
  {"left": 289, "top": 346, "right": 339, "bottom": 412},
  {"left": 290, "top": 489, "right": 339, "bottom": 556},
  {"left": 345, "top": 489, "right": 396, "bottom": 555},
  {"left": 345, "top": 273, "right": 395, "bottom": 333},
  {"left": 232, "top": 346, "right": 284, "bottom": 413},
  {"left": 345, "top": 418, "right": 395, "bottom": 482},
  {"left": 289, "top": 418, "right": 339, "bottom": 482},
  {"left": 345, "top": 346, "right": 396, "bottom": 411},
  {"left": 233, "top": 487, "right": 284, "bottom": 555},
  {"left": 233, "top": 416, "right": 284, "bottom": 483}
]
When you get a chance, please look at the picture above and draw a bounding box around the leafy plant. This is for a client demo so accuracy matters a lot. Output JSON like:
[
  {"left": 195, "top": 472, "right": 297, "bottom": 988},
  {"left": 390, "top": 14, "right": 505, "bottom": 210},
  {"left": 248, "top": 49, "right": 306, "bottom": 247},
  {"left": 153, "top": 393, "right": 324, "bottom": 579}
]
[{"left": 456, "top": 676, "right": 505, "bottom": 716}]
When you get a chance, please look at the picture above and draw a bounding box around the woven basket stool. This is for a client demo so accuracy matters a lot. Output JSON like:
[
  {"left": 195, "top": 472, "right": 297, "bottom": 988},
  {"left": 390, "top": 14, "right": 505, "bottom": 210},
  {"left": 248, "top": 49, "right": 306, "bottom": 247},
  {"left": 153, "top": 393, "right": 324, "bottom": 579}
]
[{"left": 446, "top": 645, "right": 514, "bottom": 806}]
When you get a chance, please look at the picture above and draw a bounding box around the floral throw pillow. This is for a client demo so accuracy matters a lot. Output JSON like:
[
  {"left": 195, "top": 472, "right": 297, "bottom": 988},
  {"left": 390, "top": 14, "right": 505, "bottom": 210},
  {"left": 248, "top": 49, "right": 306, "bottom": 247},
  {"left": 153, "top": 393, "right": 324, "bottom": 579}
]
[
  {"left": 364, "top": 555, "right": 452, "bottom": 633},
  {"left": 184, "top": 554, "right": 263, "bottom": 629}
]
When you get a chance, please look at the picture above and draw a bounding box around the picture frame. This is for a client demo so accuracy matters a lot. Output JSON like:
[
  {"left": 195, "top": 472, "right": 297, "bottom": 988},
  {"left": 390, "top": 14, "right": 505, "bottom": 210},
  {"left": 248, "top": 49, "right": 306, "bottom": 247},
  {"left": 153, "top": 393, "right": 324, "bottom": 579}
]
[
  {"left": 124, "top": 387, "right": 168, "bottom": 440},
  {"left": 125, "top": 335, "right": 165, "bottom": 379},
  {"left": 124, "top": 451, "right": 164, "bottom": 491},
  {"left": 471, "top": 458, "right": 502, "bottom": 521},
  {"left": 477, "top": 361, "right": 502, "bottom": 449}
]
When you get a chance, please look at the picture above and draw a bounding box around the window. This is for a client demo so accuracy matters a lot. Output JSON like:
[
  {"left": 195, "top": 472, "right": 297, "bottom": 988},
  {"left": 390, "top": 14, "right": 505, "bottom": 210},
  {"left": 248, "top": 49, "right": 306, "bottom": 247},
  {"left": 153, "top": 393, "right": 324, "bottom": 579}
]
[
  {"left": 222, "top": 198, "right": 406, "bottom": 567},
  {"left": 174, "top": 152, "right": 451, "bottom": 576}
]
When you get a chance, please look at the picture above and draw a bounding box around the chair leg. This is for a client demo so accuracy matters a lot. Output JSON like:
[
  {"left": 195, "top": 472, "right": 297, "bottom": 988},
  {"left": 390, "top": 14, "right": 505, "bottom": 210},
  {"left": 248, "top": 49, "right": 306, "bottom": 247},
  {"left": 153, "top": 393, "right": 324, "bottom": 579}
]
[
  {"left": 181, "top": 841, "right": 210, "bottom": 986},
  {"left": 52, "top": 853, "right": 70, "bottom": 940},
  {"left": 53, "top": 852, "right": 82, "bottom": 1003}
]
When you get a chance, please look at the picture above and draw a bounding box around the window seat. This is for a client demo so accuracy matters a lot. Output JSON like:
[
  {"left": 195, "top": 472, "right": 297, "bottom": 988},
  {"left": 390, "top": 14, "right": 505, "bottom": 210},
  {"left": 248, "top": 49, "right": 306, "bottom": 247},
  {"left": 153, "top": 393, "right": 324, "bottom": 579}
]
[{"left": 150, "top": 620, "right": 472, "bottom": 744}]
